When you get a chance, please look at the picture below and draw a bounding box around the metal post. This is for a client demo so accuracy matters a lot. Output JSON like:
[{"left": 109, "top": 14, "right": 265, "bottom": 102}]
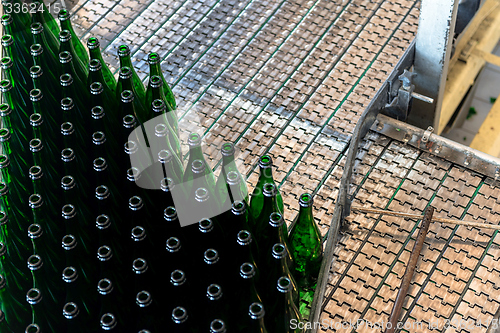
[{"left": 408, "top": 0, "right": 459, "bottom": 131}]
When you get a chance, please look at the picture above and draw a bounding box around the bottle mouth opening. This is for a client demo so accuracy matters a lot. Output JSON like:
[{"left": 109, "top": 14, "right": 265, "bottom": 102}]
[
  {"left": 269, "top": 212, "right": 284, "bottom": 227},
  {"left": 59, "top": 30, "right": 71, "bottom": 42},
  {"left": 124, "top": 140, "right": 138, "bottom": 154},
  {"left": 0, "top": 154, "right": 9, "bottom": 169},
  {"left": 127, "top": 167, "right": 141, "bottom": 181},
  {"left": 0, "top": 104, "right": 11, "bottom": 117},
  {"left": 98, "top": 279, "right": 114, "bottom": 295},
  {"left": 172, "top": 307, "right": 188, "bottom": 323},
  {"left": 164, "top": 206, "right": 177, "bottom": 221},
  {"left": 188, "top": 133, "right": 201, "bottom": 146},
  {"left": 25, "top": 324, "right": 41, "bottom": 333},
  {"left": 239, "top": 263, "right": 255, "bottom": 279},
  {"left": 263, "top": 183, "right": 277, "bottom": 197},
  {"left": 170, "top": 269, "right": 185, "bottom": 285},
  {"left": 26, "top": 288, "right": 42, "bottom": 305},
  {"left": 90, "top": 81, "right": 103, "bottom": 93},
  {"left": 87, "top": 37, "right": 100, "bottom": 49},
  {"left": 30, "top": 88, "right": 43, "bottom": 102},
  {"left": 30, "top": 22, "right": 43, "bottom": 35},
  {"left": 148, "top": 52, "right": 160, "bottom": 64},
  {"left": 28, "top": 194, "right": 43, "bottom": 209},
  {"left": 0, "top": 211, "right": 7, "bottom": 225},
  {"left": 60, "top": 73, "right": 73, "bottom": 86},
  {"left": 30, "top": 43, "right": 43, "bottom": 56},
  {"left": 0, "top": 79, "right": 12, "bottom": 92},
  {"left": 152, "top": 99, "right": 165, "bottom": 112},
  {"left": 95, "top": 185, "right": 110, "bottom": 200},
  {"left": 62, "top": 204, "right": 77, "bottom": 219},
  {"left": 199, "top": 218, "right": 213, "bottom": 233},
  {"left": 204, "top": 249, "right": 219, "bottom": 264},
  {"left": 207, "top": 284, "right": 222, "bottom": 300},
  {"left": 150, "top": 75, "right": 163, "bottom": 88},
  {"left": 61, "top": 148, "right": 75, "bottom": 162},
  {"left": 132, "top": 258, "right": 148, "bottom": 274},
  {"left": 0, "top": 127, "right": 10, "bottom": 141},
  {"left": 299, "top": 193, "right": 314, "bottom": 207},
  {"left": 62, "top": 266, "right": 78, "bottom": 283},
  {"left": 131, "top": 226, "right": 146, "bottom": 242},
  {"left": 221, "top": 142, "right": 235, "bottom": 157},
  {"left": 30, "top": 65, "right": 43, "bottom": 78},
  {"left": 0, "top": 183, "right": 8, "bottom": 196},
  {"left": 121, "top": 90, "right": 134, "bottom": 103},
  {"left": 160, "top": 177, "right": 174, "bottom": 192},
  {"left": 27, "top": 254, "right": 43, "bottom": 271},
  {"left": 129, "top": 196, "right": 143, "bottom": 210},
  {"left": 136, "top": 291, "right": 152, "bottom": 307},
  {"left": 231, "top": 200, "right": 246, "bottom": 215},
  {"left": 91, "top": 106, "right": 105, "bottom": 119},
  {"left": 118, "top": 45, "right": 130, "bottom": 57},
  {"left": 100, "top": 313, "right": 117, "bottom": 330},
  {"left": 0, "top": 56, "right": 12, "bottom": 69},
  {"left": 259, "top": 154, "right": 273, "bottom": 168},
  {"left": 97, "top": 245, "right": 112, "bottom": 260},
  {"left": 237, "top": 230, "right": 252, "bottom": 245},
  {"left": 195, "top": 188, "right": 209, "bottom": 202},
  {"left": 92, "top": 131, "right": 106, "bottom": 144},
  {"left": 1, "top": 35, "right": 13, "bottom": 47},
  {"left": 158, "top": 149, "right": 172, "bottom": 163},
  {"left": 210, "top": 319, "right": 226, "bottom": 333},
  {"left": 118, "top": 66, "right": 132, "bottom": 79},
  {"left": 226, "top": 171, "right": 240, "bottom": 185},
  {"left": 62, "top": 235, "right": 77, "bottom": 250},
  {"left": 59, "top": 51, "right": 72, "bottom": 63},
  {"left": 58, "top": 8, "right": 70, "bottom": 20},
  {"left": 28, "top": 223, "right": 42, "bottom": 239},
  {"left": 61, "top": 175, "right": 75, "bottom": 190},
  {"left": 63, "top": 302, "right": 79, "bottom": 319},
  {"left": 166, "top": 237, "right": 181, "bottom": 252},
  {"left": 191, "top": 159, "right": 205, "bottom": 173},
  {"left": 249, "top": 302, "right": 265, "bottom": 319},
  {"left": 277, "top": 276, "right": 292, "bottom": 293},
  {"left": 61, "top": 122, "right": 75, "bottom": 136},
  {"left": 272, "top": 243, "right": 286, "bottom": 258},
  {"left": 61, "top": 97, "right": 74, "bottom": 111},
  {"left": 93, "top": 157, "right": 108, "bottom": 173},
  {"left": 154, "top": 123, "right": 167, "bottom": 136}
]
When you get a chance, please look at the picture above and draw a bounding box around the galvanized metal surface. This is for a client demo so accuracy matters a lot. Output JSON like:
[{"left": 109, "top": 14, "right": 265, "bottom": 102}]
[{"left": 67, "top": 0, "right": 500, "bottom": 331}]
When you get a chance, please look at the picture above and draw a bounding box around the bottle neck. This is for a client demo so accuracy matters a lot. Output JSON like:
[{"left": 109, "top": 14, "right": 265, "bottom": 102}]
[{"left": 297, "top": 205, "right": 314, "bottom": 225}]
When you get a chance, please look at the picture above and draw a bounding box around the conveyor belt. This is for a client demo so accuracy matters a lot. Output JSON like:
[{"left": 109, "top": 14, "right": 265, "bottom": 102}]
[{"left": 67, "top": 0, "right": 500, "bottom": 331}]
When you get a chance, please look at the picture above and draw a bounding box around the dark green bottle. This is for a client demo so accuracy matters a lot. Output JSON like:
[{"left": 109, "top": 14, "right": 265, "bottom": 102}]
[
  {"left": 257, "top": 211, "right": 292, "bottom": 267},
  {"left": 219, "top": 171, "right": 249, "bottom": 214},
  {"left": 147, "top": 52, "right": 176, "bottom": 109},
  {"left": 210, "top": 319, "right": 227, "bottom": 333},
  {"left": 2, "top": 34, "right": 32, "bottom": 80},
  {"left": 1, "top": 79, "right": 31, "bottom": 133},
  {"left": 31, "top": 0, "right": 60, "bottom": 44},
  {"left": 58, "top": 9, "right": 89, "bottom": 67},
  {"left": 146, "top": 100, "right": 182, "bottom": 162},
  {"left": 221, "top": 201, "right": 251, "bottom": 244},
  {"left": 60, "top": 97, "right": 89, "bottom": 162},
  {"left": 183, "top": 133, "right": 212, "bottom": 184},
  {"left": 87, "top": 37, "right": 116, "bottom": 93},
  {"left": 59, "top": 30, "right": 88, "bottom": 84},
  {"left": 170, "top": 306, "right": 198, "bottom": 333},
  {"left": 88, "top": 62, "right": 118, "bottom": 119},
  {"left": 288, "top": 193, "right": 323, "bottom": 288},
  {"left": 145, "top": 76, "right": 178, "bottom": 137},
  {"left": 232, "top": 263, "right": 263, "bottom": 331},
  {"left": 116, "top": 67, "right": 148, "bottom": 124},
  {"left": 266, "top": 277, "right": 303, "bottom": 333},
  {"left": 158, "top": 149, "right": 184, "bottom": 186},
  {"left": 61, "top": 203, "right": 94, "bottom": 261},
  {"left": 26, "top": 288, "right": 62, "bottom": 332},
  {"left": 118, "top": 45, "right": 146, "bottom": 101},
  {"left": 27, "top": 254, "right": 63, "bottom": 309},
  {"left": 61, "top": 148, "right": 91, "bottom": 196},
  {"left": 202, "top": 284, "right": 229, "bottom": 330},
  {"left": 31, "top": 22, "right": 59, "bottom": 65},
  {"left": 30, "top": 90, "right": 62, "bottom": 156},
  {"left": 62, "top": 233, "right": 94, "bottom": 295},
  {"left": 135, "top": 290, "right": 158, "bottom": 332},
  {"left": 63, "top": 302, "right": 88, "bottom": 333},
  {"left": 28, "top": 221, "right": 62, "bottom": 279},
  {"left": 0, "top": 154, "right": 29, "bottom": 213},
  {"left": 249, "top": 155, "right": 284, "bottom": 220},
  {"left": 234, "top": 230, "right": 259, "bottom": 274},
  {"left": 215, "top": 143, "right": 247, "bottom": 206}
]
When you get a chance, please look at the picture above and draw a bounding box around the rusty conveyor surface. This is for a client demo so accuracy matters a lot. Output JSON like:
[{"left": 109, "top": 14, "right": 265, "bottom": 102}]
[{"left": 67, "top": 0, "right": 500, "bottom": 331}]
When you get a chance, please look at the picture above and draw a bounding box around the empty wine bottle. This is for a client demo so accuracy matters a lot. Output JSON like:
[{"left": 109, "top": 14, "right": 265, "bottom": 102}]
[
  {"left": 28, "top": 223, "right": 62, "bottom": 280},
  {"left": 163, "top": 237, "right": 189, "bottom": 276},
  {"left": 61, "top": 203, "right": 94, "bottom": 260},
  {"left": 145, "top": 77, "right": 178, "bottom": 137},
  {"left": 117, "top": 67, "right": 148, "bottom": 125},
  {"left": 60, "top": 56, "right": 90, "bottom": 108},
  {"left": 188, "top": 218, "right": 224, "bottom": 258},
  {"left": 234, "top": 230, "right": 258, "bottom": 271},
  {"left": 131, "top": 224, "right": 154, "bottom": 262},
  {"left": 31, "top": 22, "right": 59, "bottom": 65},
  {"left": 29, "top": 192, "right": 62, "bottom": 249},
  {"left": 88, "top": 64, "right": 118, "bottom": 119},
  {"left": 2, "top": 34, "right": 32, "bottom": 81},
  {"left": 215, "top": 143, "right": 247, "bottom": 204},
  {"left": 61, "top": 147, "right": 91, "bottom": 196},
  {"left": 202, "top": 248, "right": 224, "bottom": 287},
  {"left": 58, "top": 9, "right": 89, "bottom": 67},
  {"left": 30, "top": 90, "right": 61, "bottom": 152},
  {"left": 249, "top": 155, "right": 284, "bottom": 220},
  {"left": 63, "top": 301, "right": 88, "bottom": 333},
  {"left": 87, "top": 37, "right": 116, "bottom": 93},
  {"left": 258, "top": 212, "right": 292, "bottom": 266},
  {"left": 210, "top": 319, "right": 227, "bottom": 333},
  {"left": 0, "top": 154, "right": 29, "bottom": 214},
  {"left": 30, "top": 44, "right": 60, "bottom": 96},
  {"left": 163, "top": 206, "right": 184, "bottom": 243},
  {"left": 266, "top": 277, "right": 303, "bottom": 333},
  {"left": 1, "top": 13, "right": 31, "bottom": 55},
  {"left": 221, "top": 201, "right": 251, "bottom": 245},
  {"left": 158, "top": 177, "right": 176, "bottom": 213},
  {"left": 1, "top": 56, "right": 31, "bottom": 100},
  {"left": 186, "top": 160, "right": 217, "bottom": 206},
  {"left": 98, "top": 280, "right": 123, "bottom": 331},
  {"left": 202, "top": 284, "right": 230, "bottom": 330},
  {"left": 62, "top": 267, "right": 96, "bottom": 325},
  {"left": 147, "top": 52, "right": 176, "bottom": 109},
  {"left": 219, "top": 171, "right": 249, "bottom": 214},
  {"left": 1, "top": 78, "right": 31, "bottom": 132},
  {"left": 118, "top": 45, "right": 146, "bottom": 102},
  {"left": 246, "top": 303, "right": 269, "bottom": 333},
  {"left": 59, "top": 30, "right": 88, "bottom": 84},
  {"left": 288, "top": 193, "right": 323, "bottom": 288},
  {"left": 27, "top": 255, "right": 63, "bottom": 309},
  {"left": 231, "top": 262, "right": 263, "bottom": 331},
  {"left": 135, "top": 290, "right": 157, "bottom": 332},
  {"left": 97, "top": 246, "right": 125, "bottom": 296},
  {"left": 170, "top": 306, "right": 198, "bottom": 333},
  {"left": 62, "top": 233, "right": 94, "bottom": 293},
  {"left": 183, "top": 133, "right": 213, "bottom": 185},
  {"left": 148, "top": 118, "right": 182, "bottom": 168},
  {"left": 158, "top": 149, "right": 183, "bottom": 186}
]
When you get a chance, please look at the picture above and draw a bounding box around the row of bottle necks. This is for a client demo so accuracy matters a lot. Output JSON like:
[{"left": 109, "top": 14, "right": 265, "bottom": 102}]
[{"left": 0, "top": 3, "right": 324, "bottom": 332}]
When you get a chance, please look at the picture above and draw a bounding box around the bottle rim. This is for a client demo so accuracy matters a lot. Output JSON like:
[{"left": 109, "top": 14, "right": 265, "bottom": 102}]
[
  {"left": 204, "top": 249, "right": 219, "bottom": 265},
  {"left": 239, "top": 262, "right": 255, "bottom": 279},
  {"left": 89, "top": 58, "right": 103, "bottom": 72},
  {"left": 152, "top": 99, "right": 166, "bottom": 113},
  {"left": 149, "top": 75, "right": 163, "bottom": 88},
  {"left": 147, "top": 52, "right": 161, "bottom": 65},
  {"left": 1, "top": 35, "right": 13, "bottom": 47},
  {"left": 231, "top": 200, "right": 246, "bottom": 215},
  {"left": 90, "top": 81, "right": 104, "bottom": 94},
  {"left": 163, "top": 206, "right": 177, "bottom": 221},
  {"left": 170, "top": 269, "right": 186, "bottom": 286},
  {"left": 118, "top": 66, "right": 132, "bottom": 79},
  {"left": 136, "top": 291, "right": 152, "bottom": 308},
  {"left": 0, "top": 154, "right": 9, "bottom": 170},
  {"left": 30, "top": 43, "right": 43, "bottom": 57},
  {"left": 272, "top": 243, "right": 286, "bottom": 259},
  {"left": 0, "top": 127, "right": 10, "bottom": 141},
  {"left": 59, "top": 50, "right": 73, "bottom": 64},
  {"left": 249, "top": 302, "right": 265, "bottom": 320},
  {"left": 0, "top": 211, "right": 6, "bottom": 226},
  {"left": 299, "top": 192, "right": 314, "bottom": 207},
  {"left": 198, "top": 218, "right": 213, "bottom": 233},
  {"left": 269, "top": 212, "right": 284, "bottom": 228},
  {"left": 1, "top": 14, "right": 13, "bottom": 26},
  {"left": 29, "top": 88, "right": 43, "bottom": 102},
  {"left": 0, "top": 103, "right": 11, "bottom": 117},
  {"left": 120, "top": 89, "right": 134, "bottom": 102},
  {"left": 61, "top": 175, "right": 75, "bottom": 191},
  {"left": 93, "top": 157, "right": 108, "bottom": 172},
  {"left": 0, "top": 242, "right": 6, "bottom": 257},
  {"left": 92, "top": 131, "right": 106, "bottom": 145},
  {"left": 61, "top": 148, "right": 75, "bottom": 162},
  {"left": 28, "top": 223, "right": 43, "bottom": 240},
  {"left": 124, "top": 140, "right": 138, "bottom": 155},
  {"left": 27, "top": 254, "right": 43, "bottom": 271},
  {"left": 131, "top": 226, "right": 146, "bottom": 242},
  {"left": 118, "top": 45, "right": 131, "bottom": 58},
  {"left": 160, "top": 177, "right": 174, "bottom": 192},
  {"left": 0, "top": 56, "right": 12, "bottom": 70},
  {"left": 0, "top": 79, "right": 12, "bottom": 92},
  {"left": 30, "top": 65, "right": 43, "bottom": 79},
  {"left": 60, "top": 73, "right": 73, "bottom": 87},
  {"left": 0, "top": 183, "right": 8, "bottom": 197},
  {"left": 166, "top": 237, "right": 181, "bottom": 253},
  {"left": 226, "top": 170, "right": 241, "bottom": 186},
  {"left": 172, "top": 307, "right": 188, "bottom": 324},
  {"left": 100, "top": 313, "right": 117, "bottom": 330},
  {"left": 263, "top": 183, "right": 277, "bottom": 197},
  {"left": 63, "top": 302, "right": 80, "bottom": 320},
  {"left": 207, "top": 284, "right": 223, "bottom": 301},
  {"left": 29, "top": 138, "right": 43, "bottom": 153},
  {"left": 26, "top": 288, "right": 42, "bottom": 305},
  {"left": 0, "top": 274, "right": 5, "bottom": 289},
  {"left": 95, "top": 185, "right": 110, "bottom": 200},
  {"left": 61, "top": 122, "right": 75, "bottom": 136},
  {"left": 97, "top": 245, "right": 113, "bottom": 261},
  {"left": 62, "top": 204, "right": 76, "bottom": 219},
  {"left": 188, "top": 132, "right": 202, "bottom": 147},
  {"left": 277, "top": 276, "right": 292, "bottom": 293},
  {"left": 62, "top": 266, "right": 78, "bottom": 283},
  {"left": 30, "top": 113, "right": 43, "bottom": 128},
  {"left": 132, "top": 258, "right": 148, "bottom": 274},
  {"left": 25, "top": 324, "right": 41, "bottom": 333},
  {"left": 97, "top": 278, "right": 114, "bottom": 295},
  {"left": 210, "top": 319, "right": 227, "bottom": 333},
  {"left": 87, "top": 36, "right": 100, "bottom": 49},
  {"left": 259, "top": 154, "right": 273, "bottom": 168},
  {"left": 154, "top": 123, "right": 167, "bottom": 137},
  {"left": 127, "top": 167, "right": 141, "bottom": 182},
  {"left": 195, "top": 187, "right": 209, "bottom": 202},
  {"left": 191, "top": 159, "right": 205, "bottom": 173},
  {"left": 28, "top": 194, "right": 43, "bottom": 209},
  {"left": 91, "top": 106, "right": 105, "bottom": 120},
  {"left": 237, "top": 230, "right": 252, "bottom": 246},
  {"left": 129, "top": 196, "right": 144, "bottom": 210},
  {"left": 59, "top": 29, "right": 72, "bottom": 42},
  {"left": 122, "top": 114, "right": 136, "bottom": 128},
  {"left": 62, "top": 234, "right": 77, "bottom": 251},
  {"left": 158, "top": 149, "right": 173, "bottom": 164},
  {"left": 221, "top": 142, "right": 235, "bottom": 157},
  {"left": 58, "top": 8, "right": 71, "bottom": 21}
]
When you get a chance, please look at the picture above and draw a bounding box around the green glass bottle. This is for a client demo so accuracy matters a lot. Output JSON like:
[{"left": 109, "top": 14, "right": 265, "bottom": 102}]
[
  {"left": 31, "top": 0, "right": 60, "bottom": 44},
  {"left": 249, "top": 155, "right": 284, "bottom": 220},
  {"left": 31, "top": 22, "right": 59, "bottom": 65},
  {"left": 219, "top": 171, "right": 249, "bottom": 214},
  {"left": 58, "top": 9, "right": 89, "bottom": 67},
  {"left": 135, "top": 290, "right": 158, "bottom": 332},
  {"left": 28, "top": 223, "right": 62, "bottom": 283},
  {"left": 266, "top": 277, "right": 304, "bottom": 333},
  {"left": 257, "top": 211, "right": 292, "bottom": 268},
  {"left": 145, "top": 76, "right": 178, "bottom": 137},
  {"left": 1, "top": 79, "right": 31, "bottom": 131},
  {"left": 63, "top": 302, "right": 89, "bottom": 333},
  {"left": 98, "top": 280, "right": 123, "bottom": 331},
  {"left": 0, "top": 154, "right": 30, "bottom": 212},
  {"left": 170, "top": 306, "right": 198, "bottom": 333},
  {"left": 1, "top": 13, "right": 31, "bottom": 54},
  {"left": 232, "top": 263, "right": 263, "bottom": 332},
  {"left": 219, "top": 201, "right": 251, "bottom": 247},
  {"left": 147, "top": 52, "right": 176, "bottom": 109},
  {"left": 29, "top": 165, "right": 60, "bottom": 217},
  {"left": 88, "top": 62, "right": 118, "bottom": 118},
  {"left": 28, "top": 192, "right": 62, "bottom": 250},
  {"left": 60, "top": 98, "right": 89, "bottom": 164},
  {"left": 202, "top": 284, "right": 230, "bottom": 330},
  {"left": 61, "top": 147, "right": 91, "bottom": 196},
  {"left": 288, "top": 193, "right": 323, "bottom": 288},
  {"left": 61, "top": 203, "right": 94, "bottom": 264},
  {"left": 116, "top": 67, "right": 148, "bottom": 123},
  {"left": 246, "top": 303, "right": 269, "bottom": 333},
  {"left": 30, "top": 44, "right": 60, "bottom": 97},
  {"left": 234, "top": 230, "right": 258, "bottom": 274},
  {"left": 215, "top": 143, "right": 247, "bottom": 206},
  {"left": 59, "top": 54, "right": 90, "bottom": 104},
  {"left": 59, "top": 30, "right": 88, "bottom": 84},
  {"left": 118, "top": 45, "right": 146, "bottom": 101},
  {"left": 148, "top": 100, "right": 182, "bottom": 161},
  {"left": 62, "top": 266, "right": 96, "bottom": 321},
  {"left": 27, "top": 254, "right": 63, "bottom": 308},
  {"left": 188, "top": 160, "right": 217, "bottom": 206},
  {"left": 252, "top": 183, "right": 283, "bottom": 244},
  {"left": 0, "top": 272, "right": 31, "bottom": 332},
  {"left": 2, "top": 34, "right": 32, "bottom": 80},
  {"left": 87, "top": 37, "right": 116, "bottom": 93},
  {"left": 28, "top": 129, "right": 61, "bottom": 191},
  {"left": 157, "top": 149, "right": 184, "bottom": 187},
  {"left": 30, "top": 89, "right": 61, "bottom": 151}
]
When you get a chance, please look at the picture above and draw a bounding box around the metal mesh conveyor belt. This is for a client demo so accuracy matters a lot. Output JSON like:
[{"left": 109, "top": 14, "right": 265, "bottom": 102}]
[{"left": 67, "top": 0, "right": 500, "bottom": 331}]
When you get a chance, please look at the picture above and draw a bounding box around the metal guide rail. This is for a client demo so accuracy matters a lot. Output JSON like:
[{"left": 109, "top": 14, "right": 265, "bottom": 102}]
[{"left": 67, "top": 0, "right": 500, "bottom": 331}]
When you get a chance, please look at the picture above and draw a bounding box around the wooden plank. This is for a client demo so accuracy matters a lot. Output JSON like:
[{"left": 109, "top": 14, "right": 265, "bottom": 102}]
[{"left": 470, "top": 93, "right": 500, "bottom": 157}]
